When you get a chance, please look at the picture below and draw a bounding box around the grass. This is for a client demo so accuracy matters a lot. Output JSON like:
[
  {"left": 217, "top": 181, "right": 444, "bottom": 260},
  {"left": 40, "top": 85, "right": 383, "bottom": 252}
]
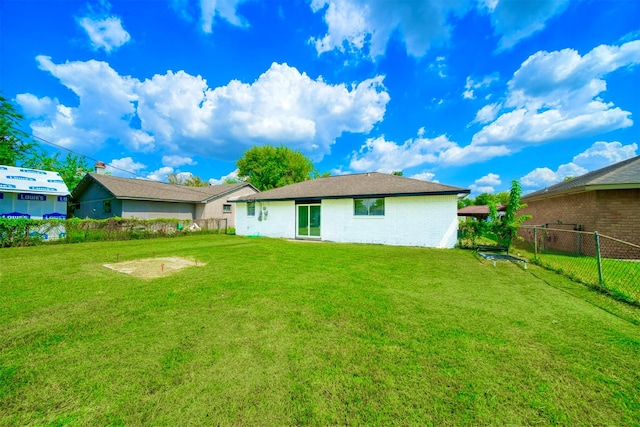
[
  {"left": 512, "top": 244, "right": 640, "bottom": 305},
  {"left": 1, "top": 234, "right": 639, "bottom": 425}
]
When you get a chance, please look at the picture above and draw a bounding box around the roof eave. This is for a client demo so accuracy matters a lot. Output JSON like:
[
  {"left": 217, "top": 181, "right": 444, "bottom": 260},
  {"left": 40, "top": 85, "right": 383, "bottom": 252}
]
[
  {"left": 523, "top": 183, "right": 640, "bottom": 202},
  {"left": 232, "top": 190, "right": 469, "bottom": 202},
  {"left": 115, "top": 196, "right": 202, "bottom": 203}
]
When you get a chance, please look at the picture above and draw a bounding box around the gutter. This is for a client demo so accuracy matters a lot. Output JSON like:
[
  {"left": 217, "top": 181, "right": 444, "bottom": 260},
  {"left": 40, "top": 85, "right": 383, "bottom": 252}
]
[{"left": 230, "top": 190, "right": 470, "bottom": 203}]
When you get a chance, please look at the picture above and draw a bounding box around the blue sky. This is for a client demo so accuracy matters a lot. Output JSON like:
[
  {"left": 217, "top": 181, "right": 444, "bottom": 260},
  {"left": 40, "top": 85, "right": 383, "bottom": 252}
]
[{"left": 2, "top": 0, "right": 639, "bottom": 195}]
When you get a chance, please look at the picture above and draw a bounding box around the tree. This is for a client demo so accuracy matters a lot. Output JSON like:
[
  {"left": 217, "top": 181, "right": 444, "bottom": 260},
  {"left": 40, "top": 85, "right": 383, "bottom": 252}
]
[
  {"left": 473, "top": 192, "right": 495, "bottom": 206},
  {"left": 487, "top": 180, "right": 531, "bottom": 248},
  {"left": 494, "top": 191, "right": 509, "bottom": 206},
  {"left": 0, "top": 93, "right": 37, "bottom": 166},
  {"left": 0, "top": 94, "right": 92, "bottom": 191},
  {"left": 392, "top": 170, "right": 403, "bottom": 176},
  {"left": 167, "top": 173, "right": 209, "bottom": 187},
  {"left": 22, "top": 151, "right": 92, "bottom": 191},
  {"left": 236, "top": 145, "right": 316, "bottom": 191},
  {"left": 458, "top": 196, "right": 473, "bottom": 209}
]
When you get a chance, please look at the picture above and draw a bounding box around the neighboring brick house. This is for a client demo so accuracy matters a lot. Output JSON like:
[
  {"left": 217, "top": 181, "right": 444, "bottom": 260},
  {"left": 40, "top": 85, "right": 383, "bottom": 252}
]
[
  {"left": 71, "top": 169, "right": 257, "bottom": 228},
  {"left": 231, "top": 172, "right": 470, "bottom": 248},
  {"left": 519, "top": 156, "right": 640, "bottom": 255}
]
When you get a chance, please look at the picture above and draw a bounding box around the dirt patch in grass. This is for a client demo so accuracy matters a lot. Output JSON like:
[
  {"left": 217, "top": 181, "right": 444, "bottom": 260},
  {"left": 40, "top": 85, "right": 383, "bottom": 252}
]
[{"left": 103, "top": 256, "right": 205, "bottom": 279}]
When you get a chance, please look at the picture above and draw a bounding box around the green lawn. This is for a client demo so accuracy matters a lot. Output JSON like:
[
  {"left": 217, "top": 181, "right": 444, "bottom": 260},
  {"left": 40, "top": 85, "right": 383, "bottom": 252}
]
[
  {"left": 512, "top": 244, "right": 640, "bottom": 304},
  {"left": 1, "top": 235, "right": 639, "bottom": 426}
]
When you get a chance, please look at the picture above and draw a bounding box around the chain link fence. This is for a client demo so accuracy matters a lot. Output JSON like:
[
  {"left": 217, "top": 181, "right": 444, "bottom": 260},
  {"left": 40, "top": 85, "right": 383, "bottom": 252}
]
[{"left": 518, "top": 225, "right": 640, "bottom": 305}]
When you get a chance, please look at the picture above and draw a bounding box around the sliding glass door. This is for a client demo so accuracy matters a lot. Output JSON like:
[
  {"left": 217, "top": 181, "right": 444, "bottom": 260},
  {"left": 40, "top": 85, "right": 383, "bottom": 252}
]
[{"left": 297, "top": 204, "right": 321, "bottom": 238}]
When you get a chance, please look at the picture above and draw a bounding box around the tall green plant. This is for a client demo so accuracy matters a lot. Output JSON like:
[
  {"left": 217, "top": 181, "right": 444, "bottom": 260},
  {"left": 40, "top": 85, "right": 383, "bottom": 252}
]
[
  {"left": 0, "top": 94, "right": 37, "bottom": 166},
  {"left": 488, "top": 180, "right": 531, "bottom": 248}
]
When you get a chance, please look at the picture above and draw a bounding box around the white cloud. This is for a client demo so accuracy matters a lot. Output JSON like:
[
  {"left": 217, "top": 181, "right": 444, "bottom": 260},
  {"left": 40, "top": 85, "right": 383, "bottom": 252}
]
[
  {"left": 77, "top": 1, "right": 131, "bottom": 53},
  {"left": 410, "top": 172, "right": 437, "bottom": 182},
  {"left": 476, "top": 173, "right": 501, "bottom": 186},
  {"left": 430, "top": 56, "right": 448, "bottom": 78},
  {"left": 199, "top": 0, "right": 250, "bottom": 33},
  {"left": 309, "top": 0, "right": 571, "bottom": 59},
  {"left": 17, "top": 56, "right": 153, "bottom": 153},
  {"left": 78, "top": 16, "right": 131, "bottom": 53},
  {"left": 520, "top": 140, "right": 638, "bottom": 189},
  {"left": 309, "top": 0, "right": 472, "bottom": 59},
  {"left": 465, "top": 40, "right": 640, "bottom": 165},
  {"left": 348, "top": 127, "right": 516, "bottom": 171},
  {"left": 480, "top": 0, "right": 571, "bottom": 51},
  {"left": 209, "top": 169, "right": 241, "bottom": 185},
  {"left": 470, "top": 103, "right": 502, "bottom": 125},
  {"left": 18, "top": 58, "right": 388, "bottom": 163},
  {"left": 463, "top": 74, "right": 499, "bottom": 100},
  {"left": 468, "top": 173, "right": 501, "bottom": 195},
  {"left": 520, "top": 164, "right": 587, "bottom": 189},
  {"left": 146, "top": 166, "right": 175, "bottom": 182},
  {"left": 136, "top": 62, "right": 389, "bottom": 160},
  {"left": 15, "top": 93, "right": 57, "bottom": 118},
  {"left": 107, "top": 157, "right": 147, "bottom": 177},
  {"left": 572, "top": 141, "right": 638, "bottom": 170},
  {"left": 162, "top": 155, "right": 196, "bottom": 167},
  {"left": 469, "top": 185, "right": 497, "bottom": 194},
  {"left": 348, "top": 133, "right": 458, "bottom": 172}
]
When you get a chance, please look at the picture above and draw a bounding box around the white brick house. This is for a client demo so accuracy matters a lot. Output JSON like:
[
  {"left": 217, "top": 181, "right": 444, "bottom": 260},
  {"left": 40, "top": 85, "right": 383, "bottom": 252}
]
[{"left": 231, "top": 172, "right": 470, "bottom": 248}]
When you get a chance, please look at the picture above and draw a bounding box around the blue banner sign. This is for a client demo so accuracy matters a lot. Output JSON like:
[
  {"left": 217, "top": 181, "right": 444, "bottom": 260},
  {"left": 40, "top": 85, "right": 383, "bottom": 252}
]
[
  {"left": 19, "top": 169, "right": 47, "bottom": 175},
  {"left": 0, "top": 193, "right": 3, "bottom": 199},
  {"left": 43, "top": 212, "right": 67, "bottom": 219},
  {"left": 28, "top": 186, "right": 57, "bottom": 192},
  {"left": 57, "top": 196, "right": 68, "bottom": 202},
  {"left": 0, "top": 212, "right": 31, "bottom": 219},
  {"left": 7, "top": 175, "right": 36, "bottom": 181},
  {"left": 18, "top": 193, "right": 47, "bottom": 201}
]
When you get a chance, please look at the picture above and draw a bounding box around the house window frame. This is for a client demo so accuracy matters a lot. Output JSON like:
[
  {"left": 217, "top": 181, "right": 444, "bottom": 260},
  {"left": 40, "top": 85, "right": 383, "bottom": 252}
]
[
  {"left": 103, "top": 200, "right": 112, "bottom": 214},
  {"left": 223, "top": 204, "right": 232, "bottom": 214},
  {"left": 247, "top": 201, "right": 256, "bottom": 216},
  {"left": 354, "top": 198, "right": 385, "bottom": 216}
]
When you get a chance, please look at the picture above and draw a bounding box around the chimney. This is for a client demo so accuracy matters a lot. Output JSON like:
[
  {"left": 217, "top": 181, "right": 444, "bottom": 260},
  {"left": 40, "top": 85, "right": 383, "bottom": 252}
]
[{"left": 95, "top": 161, "right": 106, "bottom": 175}]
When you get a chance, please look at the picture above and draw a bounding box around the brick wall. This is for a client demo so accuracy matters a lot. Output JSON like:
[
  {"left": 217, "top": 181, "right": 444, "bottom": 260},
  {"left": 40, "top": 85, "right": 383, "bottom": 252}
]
[
  {"left": 519, "top": 188, "right": 640, "bottom": 255},
  {"left": 594, "top": 189, "right": 640, "bottom": 246}
]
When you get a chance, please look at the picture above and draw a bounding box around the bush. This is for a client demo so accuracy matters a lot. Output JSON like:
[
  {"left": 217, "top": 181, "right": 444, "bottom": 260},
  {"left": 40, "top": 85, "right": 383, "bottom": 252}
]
[{"left": 0, "top": 217, "right": 230, "bottom": 247}]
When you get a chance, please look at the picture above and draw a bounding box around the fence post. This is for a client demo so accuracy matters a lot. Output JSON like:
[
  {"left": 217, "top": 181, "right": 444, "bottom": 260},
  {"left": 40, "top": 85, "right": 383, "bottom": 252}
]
[
  {"left": 533, "top": 227, "right": 538, "bottom": 257},
  {"left": 594, "top": 231, "right": 604, "bottom": 285}
]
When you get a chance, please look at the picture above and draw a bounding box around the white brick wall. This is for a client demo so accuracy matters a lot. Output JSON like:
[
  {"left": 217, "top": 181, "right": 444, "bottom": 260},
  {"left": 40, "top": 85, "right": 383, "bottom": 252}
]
[
  {"left": 235, "top": 195, "right": 459, "bottom": 248},
  {"left": 235, "top": 200, "right": 296, "bottom": 238},
  {"left": 322, "top": 195, "right": 458, "bottom": 248}
]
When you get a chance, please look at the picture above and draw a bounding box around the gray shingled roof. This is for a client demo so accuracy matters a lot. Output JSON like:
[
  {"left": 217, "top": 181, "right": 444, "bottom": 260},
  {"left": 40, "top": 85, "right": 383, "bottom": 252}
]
[
  {"left": 73, "top": 173, "right": 254, "bottom": 203},
  {"left": 232, "top": 172, "right": 469, "bottom": 202},
  {"left": 457, "top": 204, "right": 505, "bottom": 217},
  {"left": 523, "top": 155, "right": 640, "bottom": 201}
]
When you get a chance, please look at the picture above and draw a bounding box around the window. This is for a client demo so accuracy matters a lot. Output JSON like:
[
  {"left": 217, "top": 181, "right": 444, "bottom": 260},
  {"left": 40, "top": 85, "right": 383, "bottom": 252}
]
[
  {"left": 354, "top": 198, "right": 384, "bottom": 216},
  {"left": 247, "top": 201, "right": 255, "bottom": 216},
  {"left": 223, "top": 204, "right": 232, "bottom": 213},
  {"left": 103, "top": 200, "right": 112, "bottom": 214}
]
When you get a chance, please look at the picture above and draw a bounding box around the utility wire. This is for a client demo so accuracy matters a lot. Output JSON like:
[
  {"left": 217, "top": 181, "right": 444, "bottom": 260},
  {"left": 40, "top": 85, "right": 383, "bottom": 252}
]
[{"left": 18, "top": 126, "right": 148, "bottom": 179}]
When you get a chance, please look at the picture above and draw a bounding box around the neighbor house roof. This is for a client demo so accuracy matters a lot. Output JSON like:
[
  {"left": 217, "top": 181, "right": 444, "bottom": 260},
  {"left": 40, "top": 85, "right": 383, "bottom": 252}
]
[
  {"left": 231, "top": 172, "right": 470, "bottom": 202},
  {"left": 0, "top": 165, "right": 69, "bottom": 195},
  {"left": 523, "top": 155, "right": 640, "bottom": 202},
  {"left": 73, "top": 173, "right": 256, "bottom": 204},
  {"left": 457, "top": 204, "right": 505, "bottom": 218}
]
